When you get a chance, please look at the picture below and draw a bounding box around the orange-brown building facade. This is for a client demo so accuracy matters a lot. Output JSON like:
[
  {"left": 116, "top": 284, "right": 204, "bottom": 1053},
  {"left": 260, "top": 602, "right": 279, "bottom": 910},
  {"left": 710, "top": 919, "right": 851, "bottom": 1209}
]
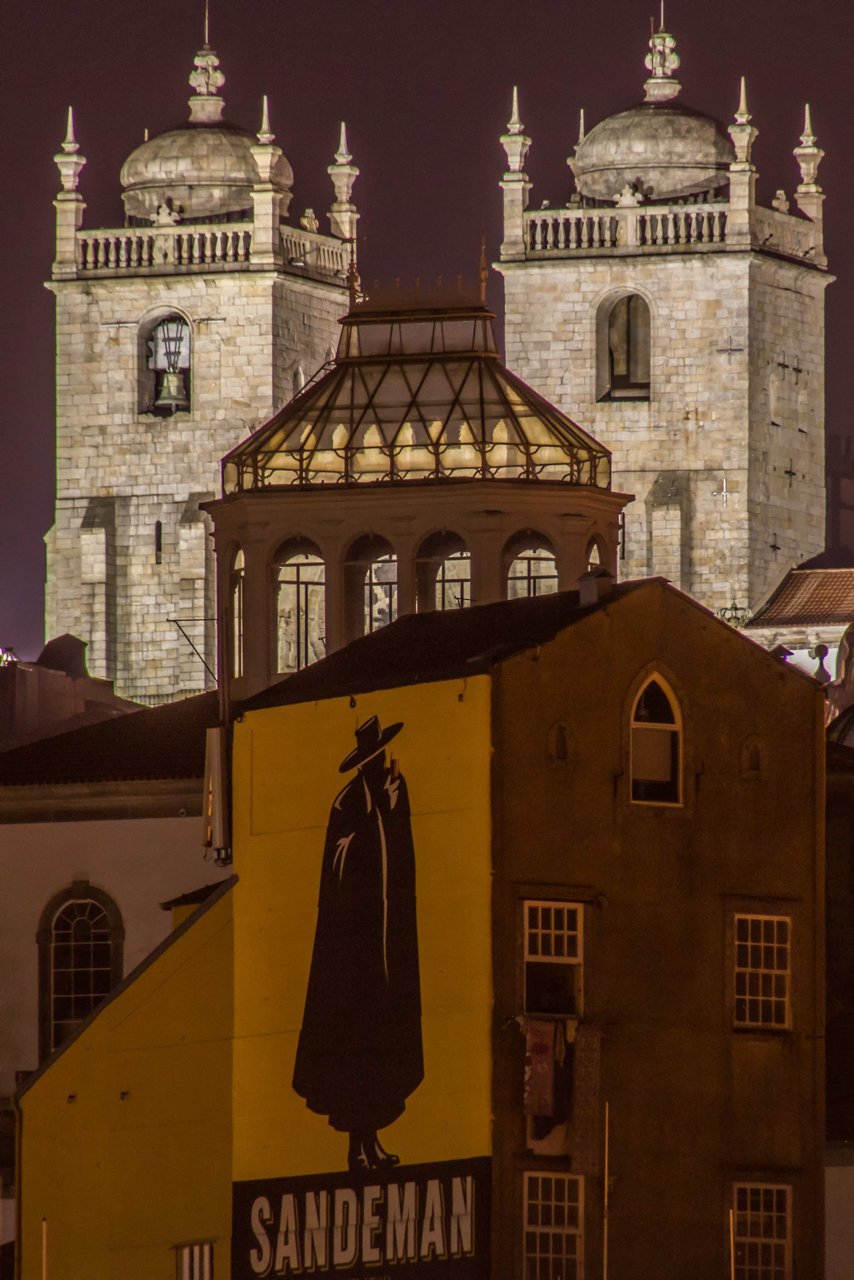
[{"left": 16, "top": 579, "right": 825, "bottom": 1279}]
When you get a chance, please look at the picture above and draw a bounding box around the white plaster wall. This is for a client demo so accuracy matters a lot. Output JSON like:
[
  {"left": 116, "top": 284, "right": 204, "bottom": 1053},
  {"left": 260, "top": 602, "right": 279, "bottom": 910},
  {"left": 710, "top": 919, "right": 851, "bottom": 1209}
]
[{"left": 0, "top": 815, "right": 226, "bottom": 1097}]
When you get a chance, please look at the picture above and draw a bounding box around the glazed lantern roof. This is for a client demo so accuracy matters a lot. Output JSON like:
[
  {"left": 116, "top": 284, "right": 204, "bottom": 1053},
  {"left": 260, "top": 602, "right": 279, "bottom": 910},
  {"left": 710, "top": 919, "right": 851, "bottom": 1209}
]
[{"left": 222, "top": 300, "right": 611, "bottom": 492}]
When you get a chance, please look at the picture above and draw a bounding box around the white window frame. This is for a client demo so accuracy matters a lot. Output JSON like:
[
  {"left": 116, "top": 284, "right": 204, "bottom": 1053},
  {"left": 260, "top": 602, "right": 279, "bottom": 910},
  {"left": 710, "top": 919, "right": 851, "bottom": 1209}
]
[
  {"left": 733, "top": 914, "right": 791, "bottom": 1031},
  {"left": 523, "top": 900, "right": 583, "bottom": 1018},
  {"left": 523, "top": 1171, "right": 584, "bottom": 1280},
  {"left": 176, "top": 1242, "right": 214, "bottom": 1280},
  {"left": 732, "top": 1182, "right": 791, "bottom": 1280}
]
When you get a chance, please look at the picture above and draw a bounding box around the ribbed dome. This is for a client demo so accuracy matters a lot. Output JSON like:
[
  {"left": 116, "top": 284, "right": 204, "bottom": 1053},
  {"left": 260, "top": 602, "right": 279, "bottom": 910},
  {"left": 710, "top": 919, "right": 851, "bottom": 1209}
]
[
  {"left": 121, "top": 124, "right": 293, "bottom": 222},
  {"left": 570, "top": 101, "right": 734, "bottom": 204},
  {"left": 119, "top": 44, "right": 293, "bottom": 224}
]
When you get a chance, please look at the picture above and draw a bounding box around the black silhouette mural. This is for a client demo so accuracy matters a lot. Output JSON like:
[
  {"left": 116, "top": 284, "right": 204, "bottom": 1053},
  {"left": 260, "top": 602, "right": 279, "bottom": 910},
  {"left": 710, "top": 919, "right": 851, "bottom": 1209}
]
[{"left": 293, "top": 715, "right": 424, "bottom": 1170}]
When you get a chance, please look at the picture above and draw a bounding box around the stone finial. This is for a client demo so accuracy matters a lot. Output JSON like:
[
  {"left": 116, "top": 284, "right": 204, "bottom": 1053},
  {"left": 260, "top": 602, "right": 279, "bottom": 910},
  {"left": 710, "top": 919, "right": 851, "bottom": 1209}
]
[
  {"left": 794, "top": 103, "right": 824, "bottom": 192},
  {"left": 728, "top": 77, "right": 758, "bottom": 167},
  {"left": 577, "top": 108, "right": 585, "bottom": 145},
  {"left": 328, "top": 122, "right": 359, "bottom": 241},
  {"left": 257, "top": 95, "right": 275, "bottom": 146},
  {"left": 771, "top": 189, "right": 790, "bottom": 213},
  {"left": 188, "top": 46, "right": 226, "bottom": 124},
  {"left": 54, "top": 106, "right": 86, "bottom": 192},
  {"left": 735, "top": 76, "right": 751, "bottom": 125},
  {"left": 501, "top": 86, "right": 531, "bottom": 174},
  {"left": 643, "top": 19, "right": 681, "bottom": 103}
]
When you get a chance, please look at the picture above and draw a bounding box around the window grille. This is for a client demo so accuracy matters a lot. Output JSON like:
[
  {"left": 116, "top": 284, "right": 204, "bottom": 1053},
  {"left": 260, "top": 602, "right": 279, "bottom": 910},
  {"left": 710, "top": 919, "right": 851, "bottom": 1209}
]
[
  {"left": 523, "top": 1172, "right": 583, "bottom": 1280},
  {"left": 732, "top": 1183, "right": 791, "bottom": 1280},
  {"left": 507, "top": 547, "right": 558, "bottom": 599},
  {"left": 50, "top": 900, "right": 113, "bottom": 1051},
  {"left": 524, "top": 901, "right": 582, "bottom": 1017},
  {"left": 435, "top": 550, "right": 471, "bottom": 610},
  {"left": 734, "top": 915, "right": 791, "bottom": 1030},
  {"left": 365, "top": 553, "right": 398, "bottom": 633},
  {"left": 176, "top": 1242, "right": 214, "bottom": 1280},
  {"left": 276, "top": 551, "right": 326, "bottom": 673}
]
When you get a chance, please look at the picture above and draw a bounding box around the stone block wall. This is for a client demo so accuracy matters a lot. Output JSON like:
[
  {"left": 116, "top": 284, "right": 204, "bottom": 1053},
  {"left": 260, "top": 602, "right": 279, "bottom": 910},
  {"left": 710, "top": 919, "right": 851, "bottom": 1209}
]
[
  {"left": 500, "top": 247, "right": 828, "bottom": 615},
  {"left": 45, "top": 268, "right": 346, "bottom": 702}
]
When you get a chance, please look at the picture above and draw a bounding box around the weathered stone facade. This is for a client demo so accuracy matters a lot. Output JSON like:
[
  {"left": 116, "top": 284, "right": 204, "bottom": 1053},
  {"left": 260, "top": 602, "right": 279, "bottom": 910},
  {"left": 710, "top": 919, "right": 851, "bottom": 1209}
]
[
  {"left": 499, "top": 27, "right": 832, "bottom": 616},
  {"left": 45, "top": 51, "right": 353, "bottom": 703}
]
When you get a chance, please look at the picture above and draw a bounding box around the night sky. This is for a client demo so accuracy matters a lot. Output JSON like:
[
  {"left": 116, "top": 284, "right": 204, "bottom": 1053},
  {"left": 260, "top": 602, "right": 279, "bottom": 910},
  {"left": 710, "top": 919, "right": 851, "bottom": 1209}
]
[{"left": 1, "top": 0, "right": 851, "bottom": 659}]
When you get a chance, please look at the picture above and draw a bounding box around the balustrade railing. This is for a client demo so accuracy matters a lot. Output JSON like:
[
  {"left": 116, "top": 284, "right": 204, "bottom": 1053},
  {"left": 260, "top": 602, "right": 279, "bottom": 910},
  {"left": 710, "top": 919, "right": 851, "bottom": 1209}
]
[
  {"left": 281, "top": 228, "right": 348, "bottom": 277},
  {"left": 523, "top": 201, "right": 817, "bottom": 262},
  {"left": 76, "top": 224, "right": 253, "bottom": 273}
]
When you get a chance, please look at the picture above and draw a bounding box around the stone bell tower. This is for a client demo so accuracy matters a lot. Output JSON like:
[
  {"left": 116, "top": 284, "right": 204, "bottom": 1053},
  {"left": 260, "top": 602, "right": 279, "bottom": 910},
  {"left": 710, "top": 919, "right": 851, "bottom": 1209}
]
[
  {"left": 45, "top": 44, "right": 357, "bottom": 703},
  {"left": 499, "top": 22, "right": 831, "bottom": 616}
]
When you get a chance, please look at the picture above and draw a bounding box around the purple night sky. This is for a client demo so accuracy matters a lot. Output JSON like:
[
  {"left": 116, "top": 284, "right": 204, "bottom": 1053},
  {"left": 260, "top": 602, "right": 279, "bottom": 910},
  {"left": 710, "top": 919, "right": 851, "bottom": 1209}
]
[{"left": 1, "top": 0, "right": 851, "bottom": 659}]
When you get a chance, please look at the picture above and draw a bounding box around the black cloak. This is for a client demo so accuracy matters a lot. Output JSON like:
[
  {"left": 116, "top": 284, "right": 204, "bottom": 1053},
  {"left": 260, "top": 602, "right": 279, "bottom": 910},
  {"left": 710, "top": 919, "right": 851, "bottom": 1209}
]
[{"left": 292, "top": 761, "right": 424, "bottom": 1132}]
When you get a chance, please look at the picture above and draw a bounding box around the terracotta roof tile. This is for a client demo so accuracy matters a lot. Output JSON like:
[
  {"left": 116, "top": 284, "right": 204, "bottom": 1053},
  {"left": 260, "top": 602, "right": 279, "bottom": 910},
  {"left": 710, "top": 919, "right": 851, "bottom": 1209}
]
[{"left": 747, "top": 568, "right": 854, "bottom": 629}]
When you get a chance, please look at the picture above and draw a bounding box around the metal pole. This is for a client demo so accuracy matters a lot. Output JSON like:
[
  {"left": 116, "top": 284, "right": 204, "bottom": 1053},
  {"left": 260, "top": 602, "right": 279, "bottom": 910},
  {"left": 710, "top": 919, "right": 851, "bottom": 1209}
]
[
  {"left": 603, "top": 1101, "right": 610, "bottom": 1280},
  {"left": 41, "top": 1218, "right": 47, "bottom": 1280},
  {"left": 729, "top": 1207, "right": 736, "bottom": 1280}
]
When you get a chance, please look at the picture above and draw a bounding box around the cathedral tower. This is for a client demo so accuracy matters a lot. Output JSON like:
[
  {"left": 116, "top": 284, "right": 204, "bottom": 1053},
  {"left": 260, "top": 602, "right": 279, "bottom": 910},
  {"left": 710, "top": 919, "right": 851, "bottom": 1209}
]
[
  {"left": 499, "top": 24, "right": 831, "bottom": 615},
  {"left": 45, "top": 45, "right": 356, "bottom": 703}
]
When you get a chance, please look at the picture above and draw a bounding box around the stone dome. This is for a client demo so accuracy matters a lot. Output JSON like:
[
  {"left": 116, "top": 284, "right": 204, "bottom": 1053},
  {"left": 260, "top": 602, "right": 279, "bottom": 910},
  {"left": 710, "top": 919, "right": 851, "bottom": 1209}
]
[
  {"left": 570, "top": 101, "right": 734, "bottom": 204},
  {"left": 120, "top": 45, "right": 293, "bottom": 224},
  {"left": 569, "top": 25, "right": 735, "bottom": 204}
]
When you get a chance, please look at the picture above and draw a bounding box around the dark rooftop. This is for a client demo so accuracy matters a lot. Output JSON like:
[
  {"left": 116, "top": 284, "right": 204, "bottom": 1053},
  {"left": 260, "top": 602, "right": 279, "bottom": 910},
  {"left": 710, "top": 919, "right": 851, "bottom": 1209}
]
[
  {"left": 238, "top": 581, "right": 651, "bottom": 714},
  {"left": 0, "top": 690, "right": 218, "bottom": 787}
]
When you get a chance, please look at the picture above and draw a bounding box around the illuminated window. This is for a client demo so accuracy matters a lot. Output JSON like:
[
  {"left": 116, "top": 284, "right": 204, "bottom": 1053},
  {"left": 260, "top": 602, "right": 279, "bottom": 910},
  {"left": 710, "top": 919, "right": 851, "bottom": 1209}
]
[
  {"left": 732, "top": 1184, "right": 791, "bottom": 1280},
  {"left": 734, "top": 915, "right": 791, "bottom": 1030},
  {"left": 229, "top": 549, "right": 244, "bottom": 679},
  {"left": 630, "top": 676, "right": 681, "bottom": 805},
  {"left": 366, "top": 553, "right": 398, "bottom": 632},
  {"left": 345, "top": 536, "right": 398, "bottom": 640},
  {"left": 506, "top": 536, "right": 558, "bottom": 599},
  {"left": 38, "top": 886, "right": 123, "bottom": 1059},
  {"left": 523, "top": 1173, "right": 583, "bottom": 1280},
  {"left": 416, "top": 532, "right": 471, "bottom": 611},
  {"left": 274, "top": 541, "right": 326, "bottom": 673},
  {"left": 141, "top": 313, "right": 191, "bottom": 415},
  {"left": 600, "top": 294, "right": 650, "bottom": 401},
  {"left": 524, "top": 901, "right": 582, "bottom": 1017},
  {"left": 176, "top": 1242, "right": 214, "bottom": 1280}
]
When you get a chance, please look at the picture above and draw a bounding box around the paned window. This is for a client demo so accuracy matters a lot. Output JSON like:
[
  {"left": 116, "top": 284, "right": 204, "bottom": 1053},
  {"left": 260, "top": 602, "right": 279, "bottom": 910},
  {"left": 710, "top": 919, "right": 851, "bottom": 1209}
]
[
  {"left": 630, "top": 676, "right": 681, "bottom": 805},
  {"left": 734, "top": 915, "right": 791, "bottom": 1030},
  {"left": 176, "top": 1242, "right": 214, "bottom": 1280},
  {"left": 365, "top": 552, "right": 398, "bottom": 633},
  {"left": 732, "top": 1183, "right": 791, "bottom": 1280},
  {"left": 523, "top": 1173, "right": 583, "bottom": 1280},
  {"left": 416, "top": 531, "right": 471, "bottom": 612},
  {"left": 507, "top": 546, "right": 558, "bottom": 599},
  {"left": 50, "top": 900, "right": 113, "bottom": 1051},
  {"left": 275, "top": 546, "right": 326, "bottom": 673},
  {"left": 524, "top": 900, "right": 582, "bottom": 1016},
  {"left": 435, "top": 551, "right": 471, "bottom": 610}
]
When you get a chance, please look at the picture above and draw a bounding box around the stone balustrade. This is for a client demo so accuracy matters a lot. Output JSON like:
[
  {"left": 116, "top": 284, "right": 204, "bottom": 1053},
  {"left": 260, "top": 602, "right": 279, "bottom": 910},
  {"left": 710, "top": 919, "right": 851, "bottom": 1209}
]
[
  {"left": 522, "top": 201, "right": 818, "bottom": 262},
  {"left": 72, "top": 222, "right": 348, "bottom": 279},
  {"left": 281, "top": 227, "right": 349, "bottom": 277}
]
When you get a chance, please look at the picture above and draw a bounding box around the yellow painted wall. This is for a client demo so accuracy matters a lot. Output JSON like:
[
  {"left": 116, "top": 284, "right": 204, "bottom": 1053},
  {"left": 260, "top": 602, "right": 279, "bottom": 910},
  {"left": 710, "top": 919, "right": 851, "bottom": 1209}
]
[
  {"left": 19, "top": 889, "right": 234, "bottom": 1280},
  {"left": 230, "top": 676, "right": 493, "bottom": 1181}
]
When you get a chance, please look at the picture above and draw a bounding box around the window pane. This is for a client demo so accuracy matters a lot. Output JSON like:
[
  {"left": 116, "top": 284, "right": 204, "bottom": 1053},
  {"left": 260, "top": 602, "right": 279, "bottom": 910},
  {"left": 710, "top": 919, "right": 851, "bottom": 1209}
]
[
  {"left": 277, "top": 552, "right": 326, "bottom": 673},
  {"left": 507, "top": 548, "right": 558, "bottom": 600}
]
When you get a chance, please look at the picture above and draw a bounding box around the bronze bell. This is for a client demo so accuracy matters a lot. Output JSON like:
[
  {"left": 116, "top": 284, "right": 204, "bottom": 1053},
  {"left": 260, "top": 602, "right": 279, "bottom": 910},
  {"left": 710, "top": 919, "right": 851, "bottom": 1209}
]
[{"left": 155, "top": 369, "right": 189, "bottom": 413}]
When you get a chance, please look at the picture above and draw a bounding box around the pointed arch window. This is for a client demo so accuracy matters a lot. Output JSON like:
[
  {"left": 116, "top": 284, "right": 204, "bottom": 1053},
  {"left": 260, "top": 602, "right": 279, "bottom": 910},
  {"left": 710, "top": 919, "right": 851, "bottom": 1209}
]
[
  {"left": 506, "top": 535, "right": 558, "bottom": 600},
  {"left": 630, "top": 676, "right": 681, "bottom": 805},
  {"left": 599, "top": 294, "right": 650, "bottom": 401},
  {"left": 274, "top": 540, "right": 326, "bottom": 673},
  {"left": 416, "top": 532, "right": 472, "bottom": 612},
  {"left": 229, "top": 549, "right": 244, "bottom": 679},
  {"left": 37, "top": 885, "right": 124, "bottom": 1060}
]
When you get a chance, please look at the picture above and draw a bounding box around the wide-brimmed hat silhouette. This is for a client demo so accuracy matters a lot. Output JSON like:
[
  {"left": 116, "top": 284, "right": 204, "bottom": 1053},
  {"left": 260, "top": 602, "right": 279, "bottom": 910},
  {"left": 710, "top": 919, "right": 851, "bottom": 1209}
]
[{"left": 339, "top": 715, "right": 403, "bottom": 773}]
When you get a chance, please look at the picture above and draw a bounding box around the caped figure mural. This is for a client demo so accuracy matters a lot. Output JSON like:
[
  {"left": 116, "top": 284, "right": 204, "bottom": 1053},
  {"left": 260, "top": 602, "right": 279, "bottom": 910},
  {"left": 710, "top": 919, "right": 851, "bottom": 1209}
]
[{"left": 293, "top": 716, "right": 424, "bottom": 1170}]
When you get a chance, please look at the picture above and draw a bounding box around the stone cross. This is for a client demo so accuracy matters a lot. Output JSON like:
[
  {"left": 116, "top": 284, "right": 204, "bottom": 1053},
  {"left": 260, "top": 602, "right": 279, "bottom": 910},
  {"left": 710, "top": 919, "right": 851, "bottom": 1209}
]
[
  {"left": 717, "top": 336, "right": 743, "bottom": 363},
  {"left": 713, "top": 476, "right": 730, "bottom": 507}
]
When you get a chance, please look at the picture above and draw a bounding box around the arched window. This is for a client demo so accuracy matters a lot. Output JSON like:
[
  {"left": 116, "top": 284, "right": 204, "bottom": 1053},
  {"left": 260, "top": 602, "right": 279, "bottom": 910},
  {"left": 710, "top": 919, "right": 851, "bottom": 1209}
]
[
  {"left": 37, "top": 885, "right": 124, "bottom": 1060},
  {"left": 416, "top": 532, "right": 471, "bottom": 612},
  {"left": 140, "top": 313, "right": 191, "bottom": 415},
  {"left": 586, "top": 536, "right": 606, "bottom": 572},
  {"left": 506, "top": 535, "right": 558, "bottom": 600},
  {"left": 274, "top": 540, "right": 326, "bottom": 673},
  {"left": 345, "top": 536, "right": 398, "bottom": 638},
  {"left": 229, "top": 549, "right": 244, "bottom": 679},
  {"left": 630, "top": 676, "right": 681, "bottom": 804},
  {"left": 599, "top": 294, "right": 650, "bottom": 401}
]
